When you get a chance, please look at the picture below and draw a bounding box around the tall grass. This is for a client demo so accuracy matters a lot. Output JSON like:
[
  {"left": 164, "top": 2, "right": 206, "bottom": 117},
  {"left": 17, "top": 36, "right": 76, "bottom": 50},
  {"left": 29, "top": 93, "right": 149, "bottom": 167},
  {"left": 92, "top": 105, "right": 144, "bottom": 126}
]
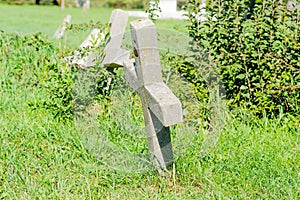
[{"left": 0, "top": 5, "right": 299, "bottom": 199}]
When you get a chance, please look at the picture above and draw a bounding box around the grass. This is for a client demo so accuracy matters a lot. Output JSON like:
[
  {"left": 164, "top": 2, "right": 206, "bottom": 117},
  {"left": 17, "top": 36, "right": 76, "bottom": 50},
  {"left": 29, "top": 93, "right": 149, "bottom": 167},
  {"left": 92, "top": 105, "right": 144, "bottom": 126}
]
[
  {"left": 0, "top": 4, "right": 300, "bottom": 199},
  {"left": 0, "top": 4, "right": 187, "bottom": 48}
]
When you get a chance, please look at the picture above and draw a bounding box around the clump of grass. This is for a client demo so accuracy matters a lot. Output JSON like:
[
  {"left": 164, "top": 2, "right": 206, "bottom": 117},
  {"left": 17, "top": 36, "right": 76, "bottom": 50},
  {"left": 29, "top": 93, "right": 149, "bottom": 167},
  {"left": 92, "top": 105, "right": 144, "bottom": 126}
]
[{"left": 0, "top": 12, "right": 299, "bottom": 199}]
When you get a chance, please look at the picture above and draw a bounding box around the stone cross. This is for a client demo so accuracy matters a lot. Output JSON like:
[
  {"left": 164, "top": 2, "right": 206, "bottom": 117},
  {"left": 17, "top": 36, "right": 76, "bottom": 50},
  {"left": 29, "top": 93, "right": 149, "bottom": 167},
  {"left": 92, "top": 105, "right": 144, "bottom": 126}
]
[
  {"left": 65, "top": 9, "right": 129, "bottom": 68},
  {"left": 102, "top": 9, "right": 129, "bottom": 68},
  {"left": 54, "top": 15, "right": 71, "bottom": 39},
  {"left": 65, "top": 28, "right": 104, "bottom": 68},
  {"left": 123, "top": 19, "right": 183, "bottom": 169}
]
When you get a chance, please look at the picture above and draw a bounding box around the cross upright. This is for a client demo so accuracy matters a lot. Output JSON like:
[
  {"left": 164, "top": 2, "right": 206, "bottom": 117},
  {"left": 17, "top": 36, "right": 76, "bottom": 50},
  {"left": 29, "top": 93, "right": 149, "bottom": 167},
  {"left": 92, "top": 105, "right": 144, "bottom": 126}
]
[
  {"left": 124, "top": 19, "right": 183, "bottom": 169},
  {"left": 102, "top": 9, "right": 130, "bottom": 68}
]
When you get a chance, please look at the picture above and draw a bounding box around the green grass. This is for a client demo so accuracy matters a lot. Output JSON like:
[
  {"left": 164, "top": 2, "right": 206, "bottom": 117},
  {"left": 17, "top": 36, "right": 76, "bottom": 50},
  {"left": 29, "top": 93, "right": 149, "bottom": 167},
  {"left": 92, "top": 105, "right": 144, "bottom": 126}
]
[
  {"left": 0, "top": 4, "right": 112, "bottom": 35},
  {"left": 0, "top": 4, "right": 300, "bottom": 199},
  {"left": 0, "top": 4, "right": 187, "bottom": 48}
]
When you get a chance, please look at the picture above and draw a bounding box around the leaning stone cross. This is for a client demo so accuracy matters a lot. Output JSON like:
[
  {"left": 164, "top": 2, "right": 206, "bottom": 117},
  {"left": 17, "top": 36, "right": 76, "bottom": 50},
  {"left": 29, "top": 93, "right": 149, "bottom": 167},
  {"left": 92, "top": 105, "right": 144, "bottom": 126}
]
[
  {"left": 102, "top": 9, "right": 129, "bottom": 68},
  {"left": 65, "top": 9, "right": 129, "bottom": 68},
  {"left": 124, "top": 19, "right": 183, "bottom": 169}
]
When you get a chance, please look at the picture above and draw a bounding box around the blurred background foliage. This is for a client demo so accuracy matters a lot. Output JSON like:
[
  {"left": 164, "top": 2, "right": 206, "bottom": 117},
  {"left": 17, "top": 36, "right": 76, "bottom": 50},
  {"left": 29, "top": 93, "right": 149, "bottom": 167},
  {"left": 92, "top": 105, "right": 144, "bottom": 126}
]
[
  {"left": 0, "top": 0, "right": 145, "bottom": 7},
  {"left": 0, "top": 0, "right": 188, "bottom": 9}
]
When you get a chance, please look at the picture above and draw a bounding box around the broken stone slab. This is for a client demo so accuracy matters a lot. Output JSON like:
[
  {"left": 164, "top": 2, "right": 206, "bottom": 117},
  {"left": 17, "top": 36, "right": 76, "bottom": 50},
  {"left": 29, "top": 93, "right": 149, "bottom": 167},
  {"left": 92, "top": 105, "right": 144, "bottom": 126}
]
[
  {"left": 102, "top": 48, "right": 130, "bottom": 68},
  {"left": 79, "top": 29, "right": 103, "bottom": 49},
  {"left": 102, "top": 9, "right": 130, "bottom": 68},
  {"left": 66, "top": 9, "right": 129, "bottom": 68},
  {"left": 65, "top": 28, "right": 105, "bottom": 68},
  {"left": 124, "top": 59, "right": 140, "bottom": 91},
  {"left": 54, "top": 15, "right": 71, "bottom": 39}
]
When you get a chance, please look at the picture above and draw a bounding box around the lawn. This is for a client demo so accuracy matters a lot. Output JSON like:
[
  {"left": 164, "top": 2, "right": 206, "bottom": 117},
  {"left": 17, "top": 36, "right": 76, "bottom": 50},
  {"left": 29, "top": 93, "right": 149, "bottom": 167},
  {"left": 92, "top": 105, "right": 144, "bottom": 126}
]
[
  {"left": 0, "top": 4, "right": 187, "bottom": 48},
  {"left": 0, "top": 4, "right": 299, "bottom": 199}
]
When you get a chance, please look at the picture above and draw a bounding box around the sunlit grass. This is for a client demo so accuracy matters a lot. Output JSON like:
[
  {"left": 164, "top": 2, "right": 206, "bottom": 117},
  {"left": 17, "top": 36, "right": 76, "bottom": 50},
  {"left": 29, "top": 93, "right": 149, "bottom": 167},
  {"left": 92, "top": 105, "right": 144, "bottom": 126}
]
[
  {"left": 0, "top": 4, "right": 299, "bottom": 199},
  {"left": 0, "top": 4, "right": 187, "bottom": 49}
]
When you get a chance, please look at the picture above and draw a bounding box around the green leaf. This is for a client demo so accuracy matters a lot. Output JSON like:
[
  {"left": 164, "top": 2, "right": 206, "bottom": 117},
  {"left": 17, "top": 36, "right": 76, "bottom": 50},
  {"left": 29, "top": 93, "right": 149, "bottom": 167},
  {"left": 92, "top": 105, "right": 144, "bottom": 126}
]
[
  {"left": 240, "top": 85, "right": 248, "bottom": 90},
  {"left": 236, "top": 74, "right": 245, "bottom": 79}
]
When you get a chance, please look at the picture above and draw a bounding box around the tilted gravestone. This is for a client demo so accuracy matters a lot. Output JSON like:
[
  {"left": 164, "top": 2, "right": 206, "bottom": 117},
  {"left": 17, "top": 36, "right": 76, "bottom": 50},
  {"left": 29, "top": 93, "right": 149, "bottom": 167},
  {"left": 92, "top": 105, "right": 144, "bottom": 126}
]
[
  {"left": 66, "top": 9, "right": 129, "bottom": 68},
  {"left": 65, "top": 10, "right": 183, "bottom": 170},
  {"left": 123, "top": 19, "right": 183, "bottom": 169},
  {"left": 54, "top": 15, "right": 71, "bottom": 39},
  {"left": 102, "top": 9, "right": 129, "bottom": 68},
  {"left": 287, "top": 0, "right": 300, "bottom": 11},
  {"left": 65, "top": 28, "right": 104, "bottom": 68}
]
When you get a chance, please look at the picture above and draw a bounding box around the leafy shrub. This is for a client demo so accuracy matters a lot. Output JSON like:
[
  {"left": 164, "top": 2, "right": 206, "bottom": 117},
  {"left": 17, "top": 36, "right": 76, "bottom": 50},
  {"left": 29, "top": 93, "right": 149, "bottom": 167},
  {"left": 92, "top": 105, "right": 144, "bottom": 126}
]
[
  {"left": 37, "top": 22, "right": 118, "bottom": 120},
  {"left": 0, "top": 21, "right": 119, "bottom": 120},
  {"left": 177, "top": 0, "right": 188, "bottom": 9},
  {"left": 36, "top": 0, "right": 57, "bottom": 5},
  {"left": 0, "top": 0, "right": 34, "bottom": 5},
  {"left": 0, "top": 0, "right": 57, "bottom": 5},
  {"left": 183, "top": 0, "right": 300, "bottom": 116},
  {"left": 103, "top": 0, "right": 145, "bottom": 9}
]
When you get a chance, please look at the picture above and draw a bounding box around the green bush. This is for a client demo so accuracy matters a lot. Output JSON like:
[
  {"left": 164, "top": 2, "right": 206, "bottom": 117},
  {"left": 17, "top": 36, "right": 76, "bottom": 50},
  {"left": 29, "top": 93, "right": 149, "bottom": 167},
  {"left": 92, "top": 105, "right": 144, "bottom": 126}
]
[
  {"left": 0, "top": 21, "right": 118, "bottom": 120},
  {"left": 177, "top": 0, "right": 187, "bottom": 9},
  {"left": 183, "top": 0, "right": 300, "bottom": 116},
  {"left": 0, "top": 0, "right": 144, "bottom": 7},
  {"left": 37, "top": 22, "right": 116, "bottom": 120},
  {"left": 0, "top": 0, "right": 59, "bottom": 5},
  {"left": 0, "top": 0, "right": 34, "bottom": 4},
  {"left": 103, "top": 0, "right": 145, "bottom": 9}
]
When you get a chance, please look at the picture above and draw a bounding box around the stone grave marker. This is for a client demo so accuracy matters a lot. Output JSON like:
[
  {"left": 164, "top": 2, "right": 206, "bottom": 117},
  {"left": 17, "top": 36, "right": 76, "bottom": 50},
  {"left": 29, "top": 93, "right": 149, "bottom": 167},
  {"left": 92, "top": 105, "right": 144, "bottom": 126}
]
[
  {"left": 84, "top": 0, "right": 90, "bottom": 10},
  {"left": 61, "top": 0, "right": 65, "bottom": 10},
  {"left": 287, "top": 0, "right": 300, "bottom": 11},
  {"left": 65, "top": 28, "right": 104, "bottom": 68},
  {"left": 102, "top": 9, "right": 130, "bottom": 68},
  {"left": 123, "top": 19, "right": 183, "bottom": 169},
  {"left": 54, "top": 15, "right": 71, "bottom": 39},
  {"left": 66, "top": 9, "right": 129, "bottom": 68}
]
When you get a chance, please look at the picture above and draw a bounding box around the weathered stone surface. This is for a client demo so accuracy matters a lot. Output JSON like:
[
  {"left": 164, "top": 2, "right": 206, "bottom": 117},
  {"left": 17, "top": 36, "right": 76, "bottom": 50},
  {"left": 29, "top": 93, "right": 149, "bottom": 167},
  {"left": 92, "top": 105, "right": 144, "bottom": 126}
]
[
  {"left": 130, "top": 19, "right": 163, "bottom": 84},
  {"left": 66, "top": 9, "right": 129, "bottom": 68},
  {"left": 103, "top": 48, "right": 130, "bottom": 68},
  {"left": 65, "top": 28, "right": 104, "bottom": 68},
  {"left": 145, "top": 83, "right": 182, "bottom": 127},
  {"left": 102, "top": 9, "right": 130, "bottom": 68},
  {"left": 79, "top": 29, "right": 103, "bottom": 48},
  {"left": 54, "top": 15, "right": 71, "bottom": 39},
  {"left": 125, "top": 18, "right": 183, "bottom": 169},
  {"left": 123, "top": 59, "right": 140, "bottom": 91}
]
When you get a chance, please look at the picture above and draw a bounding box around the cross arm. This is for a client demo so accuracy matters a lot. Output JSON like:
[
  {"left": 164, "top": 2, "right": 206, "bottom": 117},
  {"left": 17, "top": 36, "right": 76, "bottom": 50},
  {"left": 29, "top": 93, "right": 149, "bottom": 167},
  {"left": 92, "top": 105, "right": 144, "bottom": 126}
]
[{"left": 144, "top": 83, "right": 183, "bottom": 127}]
